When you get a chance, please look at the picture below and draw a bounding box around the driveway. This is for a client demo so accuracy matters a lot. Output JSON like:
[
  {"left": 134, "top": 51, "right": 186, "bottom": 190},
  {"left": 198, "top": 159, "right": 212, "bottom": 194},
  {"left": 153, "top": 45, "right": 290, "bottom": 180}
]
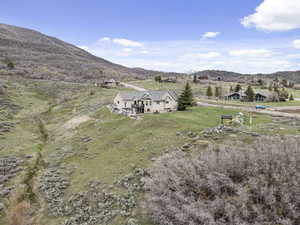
[{"left": 120, "top": 82, "right": 148, "bottom": 91}]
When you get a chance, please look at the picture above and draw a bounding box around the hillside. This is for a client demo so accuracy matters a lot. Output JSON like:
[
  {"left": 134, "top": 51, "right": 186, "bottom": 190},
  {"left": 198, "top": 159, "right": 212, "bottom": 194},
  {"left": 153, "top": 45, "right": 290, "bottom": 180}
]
[
  {"left": 0, "top": 24, "right": 160, "bottom": 82},
  {"left": 192, "top": 70, "right": 300, "bottom": 83},
  {"left": 3, "top": 77, "right": 294, "bottom": 225}
]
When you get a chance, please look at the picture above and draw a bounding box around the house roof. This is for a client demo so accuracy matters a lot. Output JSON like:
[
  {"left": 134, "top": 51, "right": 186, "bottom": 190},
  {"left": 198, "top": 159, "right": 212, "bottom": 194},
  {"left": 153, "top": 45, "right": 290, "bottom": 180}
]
[
  {"left": 225, "top": 91, "right": 246, "bottom": 97},
  {"left": 119, "top": 90, "right": 178, "bottom": 101},
  {"left": 226, "top": 90, "right": 272, "bottom": 98}
]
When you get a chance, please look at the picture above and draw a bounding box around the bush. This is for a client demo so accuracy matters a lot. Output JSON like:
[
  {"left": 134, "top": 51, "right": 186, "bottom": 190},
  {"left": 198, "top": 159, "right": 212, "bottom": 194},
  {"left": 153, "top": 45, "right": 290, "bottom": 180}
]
[{"left": 144, "top": 136, "right": 300, "bottom": 225}]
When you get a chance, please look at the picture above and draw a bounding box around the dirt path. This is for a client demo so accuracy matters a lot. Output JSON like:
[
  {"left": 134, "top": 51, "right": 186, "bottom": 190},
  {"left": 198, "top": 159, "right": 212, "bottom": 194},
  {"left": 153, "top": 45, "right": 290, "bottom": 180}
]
[
  {"left": 63, "top": 115, "right": 91, "bottom": 130},
  {"left": 120, "top": 82, "right": 148, "bottom": 91}
]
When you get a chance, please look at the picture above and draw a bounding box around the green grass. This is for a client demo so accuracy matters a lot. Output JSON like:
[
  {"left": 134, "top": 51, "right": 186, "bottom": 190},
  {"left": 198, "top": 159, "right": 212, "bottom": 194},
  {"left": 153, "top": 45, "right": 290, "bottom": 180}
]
[{"left": 44, "top": 106, "right": 271, "bottom": 193}]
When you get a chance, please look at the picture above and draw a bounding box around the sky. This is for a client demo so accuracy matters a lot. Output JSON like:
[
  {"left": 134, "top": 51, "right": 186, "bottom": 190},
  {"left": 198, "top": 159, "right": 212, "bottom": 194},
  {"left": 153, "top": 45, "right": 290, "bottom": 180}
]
[{"left": 2, "top": 0, "right": 300, "bottom": 74}]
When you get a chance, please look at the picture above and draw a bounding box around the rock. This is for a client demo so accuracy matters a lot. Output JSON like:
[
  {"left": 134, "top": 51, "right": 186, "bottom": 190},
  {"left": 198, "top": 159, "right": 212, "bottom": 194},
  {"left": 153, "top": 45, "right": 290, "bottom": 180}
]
[
  {"left": 181, "top": 143, "right": 192, "bottom": 151},
  {"left": 0, "top": 202, "right": 4, "bottom": 211}
]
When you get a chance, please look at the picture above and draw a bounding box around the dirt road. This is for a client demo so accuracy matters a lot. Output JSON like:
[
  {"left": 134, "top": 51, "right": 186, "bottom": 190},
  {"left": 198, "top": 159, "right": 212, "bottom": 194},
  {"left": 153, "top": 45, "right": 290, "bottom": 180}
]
[
  {"left": 121, "top": 82, "right": 148, "bottom": 91},
  {"left": 197, "top": 102, "right": 300, "bottom": 119}
]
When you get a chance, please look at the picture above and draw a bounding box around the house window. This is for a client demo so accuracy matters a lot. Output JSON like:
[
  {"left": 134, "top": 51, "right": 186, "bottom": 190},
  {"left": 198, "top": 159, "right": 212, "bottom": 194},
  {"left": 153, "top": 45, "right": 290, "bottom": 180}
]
[
  {"left": 166, "top": 101, "right": 169, "bottom": 104},
  {"left": 117, "top": 101, "right": 120, "bottom": 104},
  {"left": 147, "top": 108, "right": 150, "bottom": 112},
  {"left": 125, "top": 102, "right": 127, "bottom": 107},
  {"left": 156, "top": 101, "right": 160, "bottom": 105}
]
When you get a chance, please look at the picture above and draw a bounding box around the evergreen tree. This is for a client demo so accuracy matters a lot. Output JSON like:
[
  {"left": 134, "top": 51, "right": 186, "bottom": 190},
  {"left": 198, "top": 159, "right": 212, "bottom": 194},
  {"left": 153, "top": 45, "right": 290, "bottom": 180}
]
[
  {"left": 193, "top": 74, "right": 197, "bottom": 83},
  {"left": 215, "top": 86, "right": 222, "bottom": 98},
  {"left": 154, "top": 75, "right": 161, "bottom": 82},
  {"left": 245, "top": 85, "right": 255, "bottom": 102},
  {"left": 177, "top": 82, "right": 194, "bottom": 111},
  {"left": 234, "top": 84, "right": 242, "bottom": 92},
  {"left": 7, "top": 61, "right": 14, "bottom": 69},
  {"left": 289, "top": 94, "right": 294, "bottom": 101},
  {"left": 206, "top": 86, "right": 213, "bottom": 98},
  {"left": 257, "top": 79, "right": 264, "bottom": 86}
]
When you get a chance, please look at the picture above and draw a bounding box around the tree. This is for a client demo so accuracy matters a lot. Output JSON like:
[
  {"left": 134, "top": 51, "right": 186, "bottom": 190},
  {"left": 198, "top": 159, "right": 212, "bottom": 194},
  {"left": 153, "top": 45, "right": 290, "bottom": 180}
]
[
  {"left": 154, "top": 75, "right": 161, "bottom": 82},
  {"left": 206, "top": 86, "right": 213, "bottom": 98},
  {"left": 257, "top": 79, "right": 264, "bottom": 86},
  {"left": 229, "top": 86, "right": 234, "bottom": 92},
  {"left": 215, "top": 86, "right": 222, "bottom": 98},
  {"left": 234, "top": 84, "right": 242, "bottom": 92},
  {"left": 6, "top": 60, "right": 15, "bottom": 69},
  {"left": 193, "top": 74, "right": 197, "bottom": 83},
  {"left": 177, "top": 82, "right": 194, "bottom": 111},
  {"left": 289, "top": 94, "right": 294, "bottom": 101},
  {"left": 268, "top": 83, "right": 273, "bottom": 91},
  {"left": 278, "top": 88, "right": 289, "bottom": 101},
  {"left": 245, "top": 85, "right": 255, "bottom": 102}
]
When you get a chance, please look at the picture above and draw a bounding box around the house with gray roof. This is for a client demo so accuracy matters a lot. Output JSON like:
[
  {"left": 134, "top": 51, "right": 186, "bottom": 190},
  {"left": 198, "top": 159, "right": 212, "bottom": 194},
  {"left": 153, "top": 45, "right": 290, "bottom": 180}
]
[
  {"left": 113, "top": 90, "right": 178, "bottom": 115},
  {"left": 225, "top": 90, "right": 274, "bottom": 102},
  {"left": 101, "top": 78, "right": 119, "bottom": 88}
]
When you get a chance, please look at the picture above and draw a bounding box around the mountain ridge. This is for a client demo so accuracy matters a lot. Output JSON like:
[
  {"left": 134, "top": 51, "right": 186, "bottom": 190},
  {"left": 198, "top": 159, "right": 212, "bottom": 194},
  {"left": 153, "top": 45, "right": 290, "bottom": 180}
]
[{"left": 0, "top": 23, "right": 299, "bottom": 83}]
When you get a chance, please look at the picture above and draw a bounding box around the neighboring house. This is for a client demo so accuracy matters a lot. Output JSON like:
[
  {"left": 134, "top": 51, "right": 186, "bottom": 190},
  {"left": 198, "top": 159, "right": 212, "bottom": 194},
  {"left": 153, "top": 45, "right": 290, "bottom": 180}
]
[
  {"left": 255, "top": 91, "right": 268, "bottom": 102},
  {"left": 101, "top": 79, "right": 119, "bottom": 88},
  {"left": 225, "top": 91, "right": 272, "bottom": 102},
  {"left": 225, "top": 91, "right": 247, "bottom": 101},
  {"left": 161, "top": 76, "right": 177, "bottom": 83},
  {"left": 113, "top": 90, "right": 178, "bottom": 115}
]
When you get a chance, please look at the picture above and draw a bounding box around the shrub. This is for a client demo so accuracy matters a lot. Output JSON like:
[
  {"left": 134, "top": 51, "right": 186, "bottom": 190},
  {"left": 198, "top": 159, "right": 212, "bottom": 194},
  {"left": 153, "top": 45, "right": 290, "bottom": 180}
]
[{"left": 144, "top": 136, "right": 300, "bottom": 225}]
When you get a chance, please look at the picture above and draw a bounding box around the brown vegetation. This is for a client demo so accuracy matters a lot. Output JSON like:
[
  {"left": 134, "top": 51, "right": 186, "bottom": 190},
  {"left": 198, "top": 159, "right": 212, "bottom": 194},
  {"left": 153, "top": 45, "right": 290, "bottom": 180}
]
[{"left": 144, "top": 136, "right": 300, "bottom": 225}]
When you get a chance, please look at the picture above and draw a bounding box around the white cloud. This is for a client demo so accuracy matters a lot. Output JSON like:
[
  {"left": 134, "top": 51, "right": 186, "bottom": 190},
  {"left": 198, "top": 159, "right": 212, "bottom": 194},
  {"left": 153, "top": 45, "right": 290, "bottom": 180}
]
[
  {"left": 112, "top": 38, "right": 143, "bottom": 47},
  {"left": 123, "top": 48, "right": 133, "bottom": 53},
  {"left": 79, "top": 38, "right": 298, "bottom": 74},
  {"left": 229, "top": 49, "right": 272, "bottom": 57},
  {"left": 202, "top": 32, "right": 220, "bottom": 39},
  {"left": 292, "top": 39, "right": 300, "bottom": 49},
  {"left": 184, "top": 51, "right": 221, "bottom": 59},
  {"left": 77, "top": 45, "right": 89, "bottom": 51},
  {"left": 99, "top": 37, "right": 111, "bottom": 42},
  {"left": 241, "top": 0, "right": 300, "bottom": 31}
]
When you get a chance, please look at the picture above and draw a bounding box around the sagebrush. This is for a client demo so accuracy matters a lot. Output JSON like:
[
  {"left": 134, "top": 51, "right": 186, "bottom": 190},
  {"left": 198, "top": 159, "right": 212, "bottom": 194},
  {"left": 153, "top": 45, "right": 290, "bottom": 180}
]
[{"left": 144, "top": 136, "right": 300, "bottom": 225}]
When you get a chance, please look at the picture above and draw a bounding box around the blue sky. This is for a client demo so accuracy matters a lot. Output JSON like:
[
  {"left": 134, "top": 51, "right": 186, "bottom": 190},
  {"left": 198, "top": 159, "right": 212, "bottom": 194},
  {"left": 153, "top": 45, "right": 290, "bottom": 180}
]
[{"left": 2, "top": 0, "right": 300, "bottom": 73}]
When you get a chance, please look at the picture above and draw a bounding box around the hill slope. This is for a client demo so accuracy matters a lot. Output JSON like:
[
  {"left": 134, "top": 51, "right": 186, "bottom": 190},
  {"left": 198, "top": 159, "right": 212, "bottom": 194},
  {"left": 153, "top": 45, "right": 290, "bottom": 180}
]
[
  {"left": 192, "top": 70, "right": 300, "bottom": 83},
  {"left": 0, "top": 23, "right": 158, "bottom": 82}
]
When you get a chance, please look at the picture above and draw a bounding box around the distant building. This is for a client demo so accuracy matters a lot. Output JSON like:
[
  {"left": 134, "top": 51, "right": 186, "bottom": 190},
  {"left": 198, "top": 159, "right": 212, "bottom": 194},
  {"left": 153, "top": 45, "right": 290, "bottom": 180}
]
[
  {"left": 160, "top": 76, "right": 177, "bottom": 83},
  {"left": 113, "top": 90, "right": 178, "bottom": 115},
  {"left": 193, "top": 74, "right": 209, "bottom": 82},
  {"left": 101, "top": 79, "right": 119, "bottom": 88},
  {"left": 225, "top": 91, "right": 247, "bottom": 101},
  {"left": 225, "top": 90, "right": 272, "bottom": 102}
]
